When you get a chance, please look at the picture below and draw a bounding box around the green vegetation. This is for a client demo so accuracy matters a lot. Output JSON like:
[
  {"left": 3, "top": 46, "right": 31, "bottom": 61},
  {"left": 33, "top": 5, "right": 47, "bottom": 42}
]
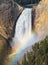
[
  {"left": 17, "top": 36, "right": 48, "bottom": 65},
  {"left": 14, "top": 0, "right": 41, "bottom": 6}
]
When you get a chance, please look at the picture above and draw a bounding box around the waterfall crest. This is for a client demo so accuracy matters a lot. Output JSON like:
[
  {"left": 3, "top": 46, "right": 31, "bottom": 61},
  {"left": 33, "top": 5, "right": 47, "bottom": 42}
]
[{"left": 11, "top": 8, "right": 32, "bottom": 48}]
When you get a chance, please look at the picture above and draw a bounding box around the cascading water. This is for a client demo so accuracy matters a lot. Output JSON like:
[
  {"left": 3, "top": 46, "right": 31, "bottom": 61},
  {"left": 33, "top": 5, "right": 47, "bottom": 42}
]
[
  {"left": 10, "top": 8, "right": 33, "bottom": 65},
  {"left": 12, "top": 8, "right": 32, "bottom": 47},
  {"left": 9, "top": 7, "right": 48, "bottom": 65},
  {"left": 16, "top": 8, "right": 32, "bottom": 41},
  {"left": 10, "top": 8, "right": 42, "bottom": 65}
]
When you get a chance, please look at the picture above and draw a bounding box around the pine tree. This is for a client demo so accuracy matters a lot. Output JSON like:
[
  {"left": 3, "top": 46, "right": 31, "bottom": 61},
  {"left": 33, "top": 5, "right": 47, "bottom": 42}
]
[{"left": 17, "top": 37, "right": 48, "bottom": 65}]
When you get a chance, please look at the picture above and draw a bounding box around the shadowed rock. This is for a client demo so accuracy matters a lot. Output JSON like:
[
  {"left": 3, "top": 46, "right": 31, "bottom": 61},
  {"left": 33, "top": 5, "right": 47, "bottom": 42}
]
[{"left": 0, "top": 0, "right": 23, "bottom": 65}]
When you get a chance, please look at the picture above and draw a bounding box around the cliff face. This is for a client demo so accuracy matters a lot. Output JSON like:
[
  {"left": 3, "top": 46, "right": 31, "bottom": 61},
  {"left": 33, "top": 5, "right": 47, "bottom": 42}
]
[
  {"left": 0, "top": 0, "right": 48, "bottom": 65},
  {"left": 0, "top": 0, "right": 23, "bottom": 39},
  {"left": 0, "top": 0, "right": 23, "bottom": 65},
  {"left": 34, "top": 0, "right": 48, "bottom": 38}
]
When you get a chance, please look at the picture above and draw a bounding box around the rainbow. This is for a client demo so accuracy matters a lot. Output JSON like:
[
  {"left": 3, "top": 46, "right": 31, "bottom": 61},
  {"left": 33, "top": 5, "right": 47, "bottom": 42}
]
[
  {"left": 7, "top": 32, "right": 36, "bottom": 65},
  {"left": 6, "top": 30, "right": 46, "bottom": 65}
]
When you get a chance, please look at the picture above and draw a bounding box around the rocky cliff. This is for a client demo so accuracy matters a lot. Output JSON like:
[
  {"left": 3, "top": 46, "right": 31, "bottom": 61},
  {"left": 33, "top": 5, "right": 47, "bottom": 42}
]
[
  {"left": 34, "top": 0, "right": 48, "bottom": 38},
  {"left": 0, "top": 0, "right": 23, "bottom": 65},
  {"left": 0, "top": 0, "right": 48, "bottom": 65},
  {"left": 0, "top": 0, "right": 23, "bottom": 39}
]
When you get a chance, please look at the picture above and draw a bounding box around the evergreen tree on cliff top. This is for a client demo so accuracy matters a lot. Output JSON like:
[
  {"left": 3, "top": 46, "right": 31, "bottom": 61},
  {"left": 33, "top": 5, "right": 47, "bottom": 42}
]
[
  {"left": 17, "top": 37, "right": 48, "bottom": 65},
  {"left": 14, "top": 0, "right": 41, "bottom": 6}
]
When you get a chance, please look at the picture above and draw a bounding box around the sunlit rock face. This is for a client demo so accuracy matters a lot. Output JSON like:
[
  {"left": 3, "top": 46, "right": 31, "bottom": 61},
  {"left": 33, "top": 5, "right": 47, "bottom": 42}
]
[{"left": 34, "top": 0, "right": 48, "bottom": 39}]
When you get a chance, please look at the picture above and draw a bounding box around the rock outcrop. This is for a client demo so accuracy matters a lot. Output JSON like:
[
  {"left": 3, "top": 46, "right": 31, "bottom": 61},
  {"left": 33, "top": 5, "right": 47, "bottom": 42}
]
[
  {"left": 0, "top": 0, "right": 23, "bottom": 39},
  {"left": 0, "top": 0, "right": 23, "bottom": 65},
  {"left": 0, "top": 0, "right": 48, "bottom": 65},
  {"left": 34, "top": 0, "right": 48, "bottom": 38}
]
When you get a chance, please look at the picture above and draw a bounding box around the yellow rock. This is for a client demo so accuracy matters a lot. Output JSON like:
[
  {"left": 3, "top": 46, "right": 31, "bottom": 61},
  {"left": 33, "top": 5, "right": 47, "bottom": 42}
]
[{"left": 34, "top": 0, "right": 48, "bottom": 37}]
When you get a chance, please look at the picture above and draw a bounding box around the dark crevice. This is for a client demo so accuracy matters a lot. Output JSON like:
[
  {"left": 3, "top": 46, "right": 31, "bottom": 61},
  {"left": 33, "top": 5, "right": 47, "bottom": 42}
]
[
  {"left": 0, "top": 34, "right": 11, "bottom": 49},
  {"left": 32, "top": 8, "right": 36, "bottom": 30},
  {"left": 12, "top": 10, "right": 23, "bottom": 38},
  {"left": 14, "top": 0, "right": 41, "bottom": 7}
]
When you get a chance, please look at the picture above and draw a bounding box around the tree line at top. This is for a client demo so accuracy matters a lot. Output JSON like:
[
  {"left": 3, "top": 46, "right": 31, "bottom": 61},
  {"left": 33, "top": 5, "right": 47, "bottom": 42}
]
[{"left": 14, "top": 0, "right": 41, "bottom": 6}]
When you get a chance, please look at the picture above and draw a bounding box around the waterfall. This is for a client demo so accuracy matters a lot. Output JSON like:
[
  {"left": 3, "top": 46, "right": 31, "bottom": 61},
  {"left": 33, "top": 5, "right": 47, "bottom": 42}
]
[
  {"left": 16, "top": 8, "right": 32, "bottom": 41},
  {"left": 11, "top": 8, "right": 32, "bottom": 48},
  {"left": 10, "top": 8, "right": 33, "bottom": 65},
  {"left": 10, "top": 8, "right": 41, "bottom": 62},
  {"left": 9, "top": 7, "right": 48, "bottom": 65}
]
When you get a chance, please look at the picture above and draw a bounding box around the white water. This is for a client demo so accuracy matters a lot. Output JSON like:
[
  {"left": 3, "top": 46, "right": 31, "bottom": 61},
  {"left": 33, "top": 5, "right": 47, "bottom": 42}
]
[
  {"left": 16, "top": 8, "right": 32, "bottom": 41},
  {"left": 10, "top": 8, "right": 48, "bottom": 65},
  {"left": 10, "top": 8, "right": 33, "bottom": 65},
  {"left": 11, "top": 8, "right": 32, "bottom": 47}
]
